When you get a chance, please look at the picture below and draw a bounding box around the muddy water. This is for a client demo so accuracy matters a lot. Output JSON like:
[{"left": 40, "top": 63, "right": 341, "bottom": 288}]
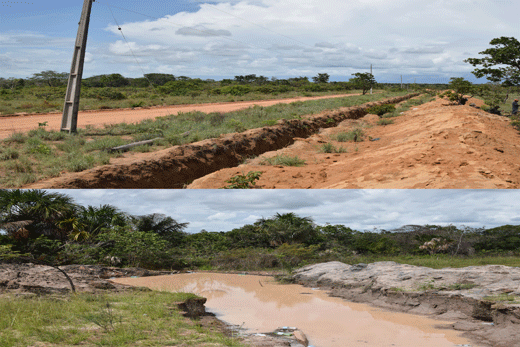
[{"left": 113, "top": 273, "right": 472, "bottom": 347}]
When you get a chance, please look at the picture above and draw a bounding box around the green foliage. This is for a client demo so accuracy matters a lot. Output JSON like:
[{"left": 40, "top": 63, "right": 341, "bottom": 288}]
[
  {"left": 215, "top": 85, "right": 251, "bottom": 96},
  {"left": 0, "top": 147, "right": 19, "bottom": 161},
  {"left": 464, "top": 36, "right": 520, "bottom": 85},
  {"left": 261, "top": 154, "right": 306, "bottom": 166},
  {"left": 367, "top": 104, "right": 396, "bottom": 116},
  {"left": 90, "top": 88, "right": 127, "bottom": 100},
  {"left": 319, "top": 142, "right": 347, "bottom": 153},
  {"left": 312, "top": 73, "right": 330, "bottom": 84},
  {"left": 377, "top": 118, "right": 394, "bottom": 126},
  {"left": 335, "top": 128, "right": 365, "bottom": 142},
  {"left": 95, "top": 227, "right": 174, "bottom": 269},
  {"left": 442, "top": 77, "right": 474, "bottom": 105},
  {"left": 474, "top": 225, "right": 520, "bottom": 252},
  {"left": 350, "top": 72, "right": 376, "bottom": 95},
  {"left": 224, "top": 171, "right": 262, "bottom": 189}
]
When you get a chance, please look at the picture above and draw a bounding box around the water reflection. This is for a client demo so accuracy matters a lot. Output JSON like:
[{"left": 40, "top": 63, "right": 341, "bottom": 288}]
[{"left": 114, "top": 273, "right": 473, "bottom": 347}]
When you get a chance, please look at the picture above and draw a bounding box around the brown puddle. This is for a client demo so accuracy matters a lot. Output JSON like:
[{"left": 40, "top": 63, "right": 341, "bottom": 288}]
[{"left": 113, "top": 273, "right": 473, "bottom": 347}]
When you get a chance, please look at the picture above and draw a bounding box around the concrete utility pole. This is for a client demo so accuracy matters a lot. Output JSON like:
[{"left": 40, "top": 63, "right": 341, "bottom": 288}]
[{"left": 61, "top": 0, "right": 94, "bottom": 133}]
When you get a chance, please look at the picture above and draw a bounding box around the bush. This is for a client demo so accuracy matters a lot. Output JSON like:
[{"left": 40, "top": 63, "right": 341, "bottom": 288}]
[
  {"left": 367, "top": 104, "right": 396, "bottom": 116},
  {"left": 336, "top": 128, "right": 365, "bottom": 142}
]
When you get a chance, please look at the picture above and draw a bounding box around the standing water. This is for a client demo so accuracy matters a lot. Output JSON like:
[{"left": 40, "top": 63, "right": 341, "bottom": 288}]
[{"left": 113, "top": 273, "right": 474, "bottom": 347}]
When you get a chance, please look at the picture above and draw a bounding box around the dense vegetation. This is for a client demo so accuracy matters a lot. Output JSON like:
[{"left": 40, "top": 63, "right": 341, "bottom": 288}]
[{"left": 2, "top": 190, "right": 520, "bottom": 271}]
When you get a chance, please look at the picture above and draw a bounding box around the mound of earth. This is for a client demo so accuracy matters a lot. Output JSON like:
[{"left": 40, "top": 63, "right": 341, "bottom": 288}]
[
  {"left": 189, "top": 97, "right": 520, "bottom": 188},
  {"left": 0, "top": 263, "right": 174, "bottom": 294},
  {"left": 293, "top": 261, "right": 520, "bottom": 347}
]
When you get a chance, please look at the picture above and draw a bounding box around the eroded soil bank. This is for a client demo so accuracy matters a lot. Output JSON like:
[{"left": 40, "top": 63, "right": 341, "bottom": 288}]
[
  {"left": 189, "top": 97, "right": 520, "bottom": 188},
  {"left": 26, "top": 94, "right": 417, "bottom": 189},
  {"left": 293, "top": 261, "right": 520, "bottom": 347},
  {"left": 113, "top": 272, "right": 472, "bottom": 347}
]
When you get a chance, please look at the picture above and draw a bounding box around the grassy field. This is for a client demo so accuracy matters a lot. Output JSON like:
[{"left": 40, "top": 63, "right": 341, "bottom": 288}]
[
  {"left": 0, "top": 90, "right": 412, "bottom": 187},
  {"left": 0, "top": 86, "right": 362, "bottom": 116},
  {"left": 0, "top": 289, "right": 243, "bottom": 347}
]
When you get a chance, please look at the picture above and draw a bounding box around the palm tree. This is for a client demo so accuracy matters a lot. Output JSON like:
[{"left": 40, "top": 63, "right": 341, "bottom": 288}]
[
  {"left": 0, "top": 189, "right": 78, "bottom": 241},
  {"left": 77, "top": 204, "right": 129, "bottom": 237},
  {"left": 131, "top": 213, "right": 188, "bottom": 245}
]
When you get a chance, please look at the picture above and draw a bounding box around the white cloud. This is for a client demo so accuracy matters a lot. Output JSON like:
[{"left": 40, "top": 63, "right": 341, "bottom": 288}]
[{"left": 2, "top": 0, "right": 519, "bottom": 80}]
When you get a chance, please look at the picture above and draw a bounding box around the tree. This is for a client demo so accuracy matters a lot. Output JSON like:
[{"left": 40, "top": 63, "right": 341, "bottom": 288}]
[
  {"left": 440, "top": 77, "right": 474, "bottom": 105},
  {"left": 143, "top": 73, "right": 176, "bottom": 86},
  {"left": 132, "top": 213, "right": 188, "bottom": 245},
  {"left": 312, "top": 73, "right": 330, "bottom": 84},
  {"left": 76, "top": 204, "right": 129, "bottom": 237},
  {"left": 30, "top": 70, "right": 68, "bottom": 87},
  {"left": 0, "top": 189, "right": 78, "bottom": 242},
  {"left": 464, "top": 37, "right": 520, "bottom": 86},
  {"left": 349, "top": 73, "right": 376, "bottom": 95},
  {"left": 99, "top": 73, "right": 129, "bottom": 88}
]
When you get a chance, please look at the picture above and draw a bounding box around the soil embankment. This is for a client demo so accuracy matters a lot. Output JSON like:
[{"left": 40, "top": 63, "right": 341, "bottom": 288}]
[
  {"left": 293, "top": 261, "right": 520, "bottom": 347},
  {"left": 190, "top": 97, "right": 520, "bottom": 188},
  {"left": 26, "top": 94, "right": 416, "bottom": 189}
]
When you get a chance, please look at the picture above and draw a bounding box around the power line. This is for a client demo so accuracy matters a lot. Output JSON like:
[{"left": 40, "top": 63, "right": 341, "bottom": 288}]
[
  {"left": 103, "top": 1, "right": 158, "bottom": 92},
  {"left": 95, "top": 0, "right": 269, "bottom": 53}
]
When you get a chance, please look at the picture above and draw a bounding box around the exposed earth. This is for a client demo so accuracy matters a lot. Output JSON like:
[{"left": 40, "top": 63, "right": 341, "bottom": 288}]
[
  {"left": 189, "top": 96, "right": 520, "bottom": 188},
  {"left": 24, "top": 94, "right": 520, "bottom": 189},
  {"left": 293, "top": 261, "right": 520, "bottom": 347}
]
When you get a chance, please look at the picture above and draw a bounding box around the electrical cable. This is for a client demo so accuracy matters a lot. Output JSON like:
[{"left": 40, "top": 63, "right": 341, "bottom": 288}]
[{"left": 102, "top": 0, "right": 159, "bottom": 93}]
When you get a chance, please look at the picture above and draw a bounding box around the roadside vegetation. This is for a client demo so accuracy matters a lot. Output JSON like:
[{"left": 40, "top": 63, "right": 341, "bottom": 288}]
[
  {"left": 2, "top": 190, "right": 520, "bottom": 274},
  {"left": 0, "top": 289, "right": 241, "bottom": 347},
  {"left": 0, "top": 89, "right": 410, "bottom": 187}
]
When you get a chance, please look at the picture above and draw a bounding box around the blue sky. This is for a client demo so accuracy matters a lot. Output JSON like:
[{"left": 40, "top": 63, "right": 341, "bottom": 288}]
[
  {"left": 50, "top": 189, "right": 520, "bottom": 234},
  {"left": 1, "top": 0, "right": 518, "bottom": 83}
]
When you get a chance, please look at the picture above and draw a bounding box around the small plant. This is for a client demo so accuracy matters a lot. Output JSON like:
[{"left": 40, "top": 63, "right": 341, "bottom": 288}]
[
  {"left": 0, "top": 147, "right": 19, "bottom": 160},
  {"left": 261, "top": 154, "right": 306, "bottom": 167},
  {"left": 319, "top": 142, "right": 347, "bottom": 153},
  {"left": 377, "top": 118, "right": 394, "bottom": 126},
  {"left": 224, "top": 171, "right": 262, "bottom": 189},
  {"left": 335, "top": 128, "right": 365, "bottom": 142},
  {"left": 83, "top": 302, "right": 121, "bottom": 332},
  {"left": 38, "top": 121, "right": 48, "bottom": 127},
  {"left": 131, "top": 101, "right": 145, "bottom": 108},
  {"left": 367, "top": 104, "right": 395, "bottom": 116}
]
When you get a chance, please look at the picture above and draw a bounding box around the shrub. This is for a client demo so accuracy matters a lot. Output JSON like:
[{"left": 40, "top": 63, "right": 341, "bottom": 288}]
[
  {"left": 319, "top": 142, "right": 347, "bottom": 153},
  {"left": 377, "top": 118, "right": 394, "bottom": 126},
  {"left": 224, "top": 171, "right": 262, "bottom": 189},
  {"left": 261, "top": 154, "right": 306, "bottom": 166},
  {"left": 336, "top": 128, "right": 365, "bottom": 142},
  {"left": 367, "top": 104, "right": 396, "bottom": 116}
]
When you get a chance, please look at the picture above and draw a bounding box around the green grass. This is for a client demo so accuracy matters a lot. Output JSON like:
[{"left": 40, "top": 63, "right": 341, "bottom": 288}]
[
  {"left": 261, "top": 154, "right": 306, "bottom": 167},
  {"left": 0, "top": 90, "right": 410, "bottom": 187},
  {"left": 483, "top": 294, "right": 520, "bottom": 304},
  {"left": 377, "top": 118, "right": 394, "bottom": 126},
  {"left": 319, "top": 142, "right": 347, "bottom": 153},
  {"left": 335, "top": 128, "right": 365, "bottom": 142},
  {"left": 0, "top": 290, "right": 243, "bottom": 347}
]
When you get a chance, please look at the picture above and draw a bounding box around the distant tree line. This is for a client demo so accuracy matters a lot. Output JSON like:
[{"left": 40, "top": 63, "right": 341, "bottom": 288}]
[{"left": 1, "top": 190, "right": 520, "bottom": 270}]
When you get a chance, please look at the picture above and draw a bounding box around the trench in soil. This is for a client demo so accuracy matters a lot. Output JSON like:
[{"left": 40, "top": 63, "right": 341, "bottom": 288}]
[
  {"left": 28, "top": 94, "right": 418, "bottom": 189},
  {"left": 113, "top": 272, "right": 472, "bottom": 347}
]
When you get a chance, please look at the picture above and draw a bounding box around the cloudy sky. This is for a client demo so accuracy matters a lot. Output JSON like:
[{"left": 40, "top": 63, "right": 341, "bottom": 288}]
[
  {"left": 1, "top": 0, "right": 517, "bottom": 83},
  {"left": 50, "top": 189, "right": 520, "bottom": 234}
]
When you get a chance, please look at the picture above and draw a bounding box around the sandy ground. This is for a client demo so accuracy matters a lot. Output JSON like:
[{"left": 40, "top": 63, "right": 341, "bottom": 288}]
[
  {"left": 0, "top": 93, "right": 357, "bottom": 140},
  {"left": 188, "top": 96, "right": 520, "bottom": 189}
]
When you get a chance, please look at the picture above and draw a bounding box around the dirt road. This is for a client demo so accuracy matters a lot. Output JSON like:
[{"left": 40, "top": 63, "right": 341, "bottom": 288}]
[
  {"left": 0, "top": 93, "right": 357, "bottom": 139},
  {"left": 189, "top": 97, "right": 520, "bottom": 189}
]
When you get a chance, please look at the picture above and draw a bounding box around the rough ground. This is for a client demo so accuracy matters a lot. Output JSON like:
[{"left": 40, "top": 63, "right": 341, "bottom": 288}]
[
  {"left": 26, "top": 94, "right": 413, "bottom": 188},
  {"left": 293, "top": 261, "right": 520, "bottom": 347},
  {"left": 0, "top": 93, "right": 357, "bottom": 140},
  {"left": 189, "top": 96, "right": 520, "bottom": 188},
  {"left": 0, "top": 263, "right": 305, "bottom": 347}
]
